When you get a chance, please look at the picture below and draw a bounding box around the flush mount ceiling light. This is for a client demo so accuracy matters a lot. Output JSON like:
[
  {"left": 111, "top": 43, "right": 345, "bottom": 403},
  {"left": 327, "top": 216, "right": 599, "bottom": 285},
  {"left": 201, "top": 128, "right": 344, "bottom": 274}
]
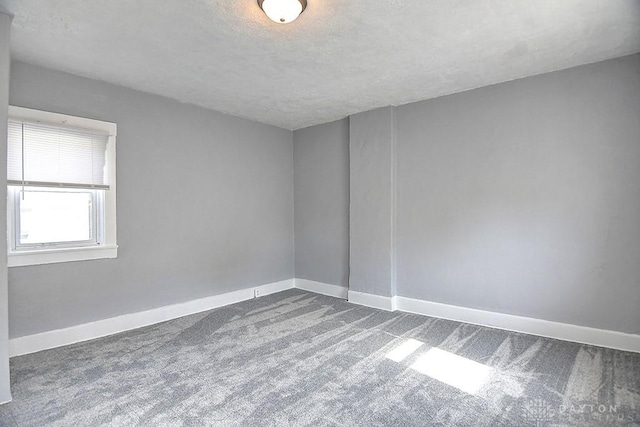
[{"left": 258, "top": 0, "right": 307, "bottom": 24}]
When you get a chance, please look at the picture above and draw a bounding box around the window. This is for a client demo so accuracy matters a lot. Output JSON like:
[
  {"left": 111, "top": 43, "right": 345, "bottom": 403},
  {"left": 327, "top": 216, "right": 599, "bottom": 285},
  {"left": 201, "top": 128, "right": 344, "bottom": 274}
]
[{"left": 7, "top": 106, "right": 117, "bottom": 266}]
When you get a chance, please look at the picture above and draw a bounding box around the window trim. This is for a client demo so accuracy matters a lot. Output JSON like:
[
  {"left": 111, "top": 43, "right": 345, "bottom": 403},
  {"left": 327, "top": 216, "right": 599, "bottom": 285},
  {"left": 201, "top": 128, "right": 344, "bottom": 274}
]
[
  {"left": 7, "top": 244, "right": 118, "bottom": 267},
  {"left": 7, "top": 106, "right": 118, "bottom": 267}
]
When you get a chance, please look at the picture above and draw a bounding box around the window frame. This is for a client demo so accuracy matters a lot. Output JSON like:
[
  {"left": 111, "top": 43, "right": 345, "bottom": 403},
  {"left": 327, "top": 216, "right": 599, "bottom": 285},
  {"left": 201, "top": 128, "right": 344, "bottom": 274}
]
[
  {"left": 10, "top": 186, "right": 101, "bottom": 250},
  {"left": 7, "top": 106, "right": 117, "bottom": 267}
]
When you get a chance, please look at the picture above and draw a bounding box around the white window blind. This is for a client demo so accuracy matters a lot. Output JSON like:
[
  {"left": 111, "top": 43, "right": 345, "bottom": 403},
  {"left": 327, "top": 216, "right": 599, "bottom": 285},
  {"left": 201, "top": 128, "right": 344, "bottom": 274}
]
[{"left": 7, "top": 120, "right": 110, "bottom": 189}]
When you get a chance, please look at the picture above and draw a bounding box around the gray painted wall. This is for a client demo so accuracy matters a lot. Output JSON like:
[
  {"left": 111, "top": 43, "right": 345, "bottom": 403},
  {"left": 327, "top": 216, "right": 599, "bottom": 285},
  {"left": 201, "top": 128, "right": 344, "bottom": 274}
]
[
  {"left": 0, "top": 11, "right": 12, "bottom": 404},
  {"left": 8, "top": 61, "right": 294, "bottom": 338},
  {"left": 349, "top": 107, "right": 396, "bottom": 297},
  {"left": 396, "top": 54, "right": 640, "bottom": 334},
  {"left": 293, "top": 119, "right": 349, "bottom": 287}
]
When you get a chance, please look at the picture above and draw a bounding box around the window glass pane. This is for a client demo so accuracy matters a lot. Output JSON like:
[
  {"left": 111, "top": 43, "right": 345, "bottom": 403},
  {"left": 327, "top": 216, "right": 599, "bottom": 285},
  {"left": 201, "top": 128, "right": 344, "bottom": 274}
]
[{"left": 19, "top": 190, "right": 94, "bottom": 245}]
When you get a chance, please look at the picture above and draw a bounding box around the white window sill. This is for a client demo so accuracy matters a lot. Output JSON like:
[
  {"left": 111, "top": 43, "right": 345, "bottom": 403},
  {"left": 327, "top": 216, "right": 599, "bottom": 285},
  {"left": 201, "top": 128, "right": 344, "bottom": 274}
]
[{"left": 8, "top": 244, "right": 118, "bottom": 267}]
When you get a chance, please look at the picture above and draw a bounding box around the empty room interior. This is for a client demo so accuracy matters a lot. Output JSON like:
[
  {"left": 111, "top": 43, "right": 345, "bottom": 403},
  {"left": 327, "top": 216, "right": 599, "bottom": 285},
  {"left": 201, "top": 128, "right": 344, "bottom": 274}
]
[{"left": 0, "top": 1, "right": 639, "bottom": 426}]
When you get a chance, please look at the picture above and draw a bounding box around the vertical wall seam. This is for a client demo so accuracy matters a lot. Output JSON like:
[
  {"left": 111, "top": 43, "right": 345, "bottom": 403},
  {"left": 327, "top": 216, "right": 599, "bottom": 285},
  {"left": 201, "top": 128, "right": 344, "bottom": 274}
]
[
  {"left": 346, "top": 117, "right": 351, "bottom": 291},
  {"left": 290, "top": 130, "right": 296, "bottom": 279},
  {"left": 390, "top": 107, "right": 398, "bottom": 300},
  {"left": 0, "top": 10, "right": 14, "bottom": 404}
]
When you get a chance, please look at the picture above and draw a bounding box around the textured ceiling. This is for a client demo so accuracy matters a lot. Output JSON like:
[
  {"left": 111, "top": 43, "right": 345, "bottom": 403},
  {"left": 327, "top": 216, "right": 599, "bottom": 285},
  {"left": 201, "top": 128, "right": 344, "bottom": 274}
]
[{"left": 1, "top": 0, "right": 639, "bottom": 130}]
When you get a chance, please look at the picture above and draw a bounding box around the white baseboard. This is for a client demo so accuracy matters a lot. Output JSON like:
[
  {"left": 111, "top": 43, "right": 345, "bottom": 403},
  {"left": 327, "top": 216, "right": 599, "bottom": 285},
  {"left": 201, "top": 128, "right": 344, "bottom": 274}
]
[
  {"left": 9, "top": 279, "right": 295, "bottom": 357},
  {"left": 0, "top": 393, "right": 11, "bottom": 406},
  {"left": 12, "top": 281, "right": 639, "bottom": 357},
  {"left": 348, "top": 291, "right": 397, "bottom": 311},
  {"left": 347, "top": 291, "right": 640, "bottom": 353},
  {"left": 295, "top": 279, "right": 348, "bottom": 299}
]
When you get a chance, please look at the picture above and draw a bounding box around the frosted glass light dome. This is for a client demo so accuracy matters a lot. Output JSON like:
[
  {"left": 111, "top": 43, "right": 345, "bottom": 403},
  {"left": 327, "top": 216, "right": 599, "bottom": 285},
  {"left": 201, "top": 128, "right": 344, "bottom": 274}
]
[{"left": 259, "top": 0, "right": 307, "bottom": 24}]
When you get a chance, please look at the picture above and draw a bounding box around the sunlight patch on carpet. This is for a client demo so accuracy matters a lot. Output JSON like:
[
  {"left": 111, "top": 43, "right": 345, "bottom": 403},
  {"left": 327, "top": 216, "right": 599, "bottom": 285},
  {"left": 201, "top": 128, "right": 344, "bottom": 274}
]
[
  {"left": 410, "top": 347, "right": 493, "bottom": 395},
  {"left": 385, "top": 339, "right": 425, "bottom": 362}
]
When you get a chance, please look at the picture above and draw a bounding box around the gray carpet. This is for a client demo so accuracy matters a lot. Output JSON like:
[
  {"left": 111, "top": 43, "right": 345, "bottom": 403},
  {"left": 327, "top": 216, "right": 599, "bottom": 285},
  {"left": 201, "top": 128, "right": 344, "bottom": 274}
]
[{"left": 0, "top": 289, "right": 639, "bottom": 426}]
